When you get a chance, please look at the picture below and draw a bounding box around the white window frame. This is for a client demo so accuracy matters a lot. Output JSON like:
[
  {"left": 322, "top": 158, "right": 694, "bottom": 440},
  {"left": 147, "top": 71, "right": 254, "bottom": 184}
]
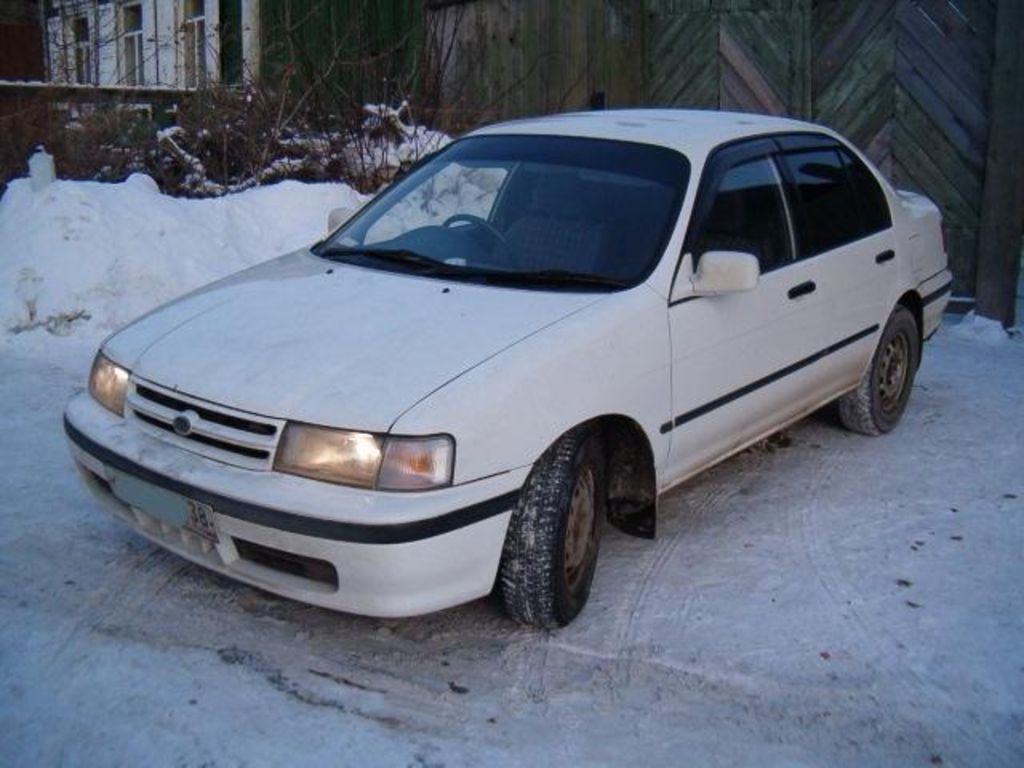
[
  {"left": 182, "top": 0, "right": 207, "bottom": 88},
  {"left": 72, "top": 14, "right": 93, "bottom": 85},
  {"left": 121, "top": 2, "right": 145, "bottom": 86}
]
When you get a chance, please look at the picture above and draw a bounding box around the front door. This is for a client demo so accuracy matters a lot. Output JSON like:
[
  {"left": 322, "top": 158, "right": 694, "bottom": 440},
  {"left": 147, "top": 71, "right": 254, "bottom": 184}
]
[{"left": 663, "top": 147, "right": 825, "bottom": 486}]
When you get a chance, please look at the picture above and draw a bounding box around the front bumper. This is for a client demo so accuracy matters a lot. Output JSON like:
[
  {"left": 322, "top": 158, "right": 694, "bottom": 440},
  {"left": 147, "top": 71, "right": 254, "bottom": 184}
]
[{"left": 65, "top": 392, "right": 526, "bottom": 617}]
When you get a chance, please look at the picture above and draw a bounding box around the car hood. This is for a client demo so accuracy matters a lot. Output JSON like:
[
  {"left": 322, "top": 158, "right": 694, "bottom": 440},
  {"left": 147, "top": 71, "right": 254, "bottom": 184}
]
[{"left": 105, "top": 250, "right": 600, "bottom": 432}]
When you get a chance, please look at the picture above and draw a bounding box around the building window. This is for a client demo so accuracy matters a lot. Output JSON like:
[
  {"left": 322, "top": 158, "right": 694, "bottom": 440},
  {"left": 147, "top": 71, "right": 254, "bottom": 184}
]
[
  {"left": 123, "top": 4, "right": 144, "bottom": 86},
  {"left": 183, "top": 0, "right": 206, "bottom": 88},
  {"left": 73, "top": 16, "right": 92, "bottom": 84}
]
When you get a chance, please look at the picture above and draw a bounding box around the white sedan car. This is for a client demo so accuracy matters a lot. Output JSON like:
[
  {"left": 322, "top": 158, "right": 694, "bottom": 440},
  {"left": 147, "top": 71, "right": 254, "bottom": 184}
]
[{"left": 65, "top": 110, "right": 951, "bottom": 627}]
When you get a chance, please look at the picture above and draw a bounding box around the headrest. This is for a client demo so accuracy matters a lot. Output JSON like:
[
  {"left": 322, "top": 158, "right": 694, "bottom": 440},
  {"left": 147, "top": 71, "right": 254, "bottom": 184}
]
[{"left": 527, "top": 170, "right": 587, "bottom": 218}]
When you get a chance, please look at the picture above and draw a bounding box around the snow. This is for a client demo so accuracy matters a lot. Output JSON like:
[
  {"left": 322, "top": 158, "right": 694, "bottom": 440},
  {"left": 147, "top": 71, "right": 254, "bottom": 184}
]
[
  {"left": 1, "top": 321, "right": 1020, "bottom": 766},
  {"left": 0, "top": 173, "right": 367, "bottom": 354},
  {"left": 948, "top": 310, "right": 1013, "bottom": 345},
  {"left": 357, "top": 101, "right": 450, "bottom": 173},
  {"left": 1, "top": 177, "right": 1022, "bottom": 765}
]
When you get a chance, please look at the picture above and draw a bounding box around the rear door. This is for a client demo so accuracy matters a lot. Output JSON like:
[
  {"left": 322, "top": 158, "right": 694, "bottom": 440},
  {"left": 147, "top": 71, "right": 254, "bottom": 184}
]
[
  {"left": 775, "top": 136, "right": 896, "bottom": 392},
  {"left": 664, "top": 141, "right": 825, "bottom": 485}
]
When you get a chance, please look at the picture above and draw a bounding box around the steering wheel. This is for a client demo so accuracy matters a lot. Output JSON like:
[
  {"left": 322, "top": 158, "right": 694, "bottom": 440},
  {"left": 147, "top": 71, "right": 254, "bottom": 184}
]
[{"left": 443, "top": 214, "right": 515, "bottom": 266}]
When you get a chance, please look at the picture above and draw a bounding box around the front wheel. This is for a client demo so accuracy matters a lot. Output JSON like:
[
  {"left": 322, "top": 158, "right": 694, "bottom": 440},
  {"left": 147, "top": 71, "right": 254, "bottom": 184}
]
[
  {"left": 499, "top": 426, "right": 605, "bottom": 628},
  {"left": 838, "top": 305, "right": 920, "bottom": 435}
]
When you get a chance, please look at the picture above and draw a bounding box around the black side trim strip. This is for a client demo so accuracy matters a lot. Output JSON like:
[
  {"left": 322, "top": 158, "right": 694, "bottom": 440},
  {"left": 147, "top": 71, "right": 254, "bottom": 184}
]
[
  {"left": 922, "top": 280, "right": 952, "bottom": 307},
  {"left": 663, "top": 324, "right": 879, "bottom": 433},
  {"left": 64, "top": 418, "right": 518, "bottom": 545},
  {"left": 918, "top": 267, "right": 947, "bottom": 285}
]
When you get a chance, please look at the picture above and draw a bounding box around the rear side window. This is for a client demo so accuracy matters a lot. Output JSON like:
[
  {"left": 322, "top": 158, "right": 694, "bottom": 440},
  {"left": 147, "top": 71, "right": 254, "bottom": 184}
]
[
  {"left": 839, "top": 148, "right": 891, "bottom": 235},
  {"left": 694, "top": 157, "right": 792, "bottom": 273},
  {"left": 779, "top": 149, "right": 864, "bottom": 257}
]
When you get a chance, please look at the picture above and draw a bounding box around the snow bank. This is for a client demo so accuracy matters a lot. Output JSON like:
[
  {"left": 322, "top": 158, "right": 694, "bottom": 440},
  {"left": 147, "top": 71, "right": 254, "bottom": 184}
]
[
  {"left": 0, "top": 174, "right": 367, "bottom": 349},
  {"left": 946, "top": 311, "right": 1012, "bottom": 346}
]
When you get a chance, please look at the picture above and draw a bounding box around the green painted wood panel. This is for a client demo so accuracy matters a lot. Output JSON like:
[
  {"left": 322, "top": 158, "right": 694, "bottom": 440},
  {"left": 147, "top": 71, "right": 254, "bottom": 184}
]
[
  {"left": 260, "top": 0, "right": 422, "bottom": 102},
  {"left": 428, "top": 0, "right": 644, "bottom": 125},
  {"left": 423, "top": 0, "right": 1002, "bottom": 299}
]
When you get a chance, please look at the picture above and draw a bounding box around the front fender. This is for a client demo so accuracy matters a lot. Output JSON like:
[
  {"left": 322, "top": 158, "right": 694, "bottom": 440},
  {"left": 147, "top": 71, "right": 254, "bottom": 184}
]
[{"left": 391, "top": 285, "right": 672, "bottom": 485}]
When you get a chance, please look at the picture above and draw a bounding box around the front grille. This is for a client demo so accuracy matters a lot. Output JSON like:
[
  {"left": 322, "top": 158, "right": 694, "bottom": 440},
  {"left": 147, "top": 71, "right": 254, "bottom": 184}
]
[
  {"left": 134, "top": 412, "right": 271, "bottom": 460},
  {"left": 136, "top": 385, "right": 276, "bottom": 435},
  {"left": 128, "top": 379, "right": 284, "bottom": 470}
]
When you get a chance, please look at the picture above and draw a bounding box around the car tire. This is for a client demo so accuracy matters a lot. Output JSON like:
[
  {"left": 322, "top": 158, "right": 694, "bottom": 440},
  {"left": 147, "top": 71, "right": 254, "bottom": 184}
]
[
  {"left": 838, "top": 305, "right": 920, "bottom": 436},
  {"left": 498, "top": 425, "right": 605, "bottom": 628}
]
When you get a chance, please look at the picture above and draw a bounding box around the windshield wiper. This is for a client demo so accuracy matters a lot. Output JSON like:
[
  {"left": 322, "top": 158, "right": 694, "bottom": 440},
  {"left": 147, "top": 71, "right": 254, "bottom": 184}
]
[
  {"left": 318, "top": 247, "right": 514, "bottom": 282},
  {"left": 317, "top": 248, "right": 627, "bottom": 290},
  {"left": 504, "top": 270, "right": 628, "bottom": 289},
  {"left": 318, "top": 246, "right": 452, "bottom": 271}
]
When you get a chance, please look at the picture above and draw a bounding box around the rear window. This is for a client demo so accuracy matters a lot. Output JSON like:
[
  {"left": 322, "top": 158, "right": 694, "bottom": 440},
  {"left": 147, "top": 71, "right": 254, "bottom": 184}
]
[
  {"left": 780, "top": 149, "right": 863, "bottom": 257},
  {"left": 839, "top": 148, "right": 892, "bottom": 235}
]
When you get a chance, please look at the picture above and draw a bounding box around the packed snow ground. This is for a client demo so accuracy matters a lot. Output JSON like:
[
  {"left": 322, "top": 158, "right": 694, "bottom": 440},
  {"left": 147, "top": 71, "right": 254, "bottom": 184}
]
[{"left": 1, "top": 178, "right": 1022, "bottom": 766}]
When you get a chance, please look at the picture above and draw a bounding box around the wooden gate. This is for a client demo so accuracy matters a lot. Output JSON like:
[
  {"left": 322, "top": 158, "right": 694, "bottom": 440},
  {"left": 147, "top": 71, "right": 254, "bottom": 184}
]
[
  {"left": 646, "top": 2, "right": 810, "bottom": 118},
  {"left": 644, "top": 0, "right": 1001, "bottom": 298},
  {"left": 814, "top": 1, "right": 996, "bottom": 296},
  {"left": 427, "top": 0, "right": 1022, "bottom": 317}
]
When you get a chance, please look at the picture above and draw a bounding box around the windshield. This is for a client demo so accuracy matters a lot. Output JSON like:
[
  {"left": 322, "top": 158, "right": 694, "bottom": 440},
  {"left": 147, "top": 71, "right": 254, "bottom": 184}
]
[{"left": 317, "top": 135, "right": 690, "bottom": 290}]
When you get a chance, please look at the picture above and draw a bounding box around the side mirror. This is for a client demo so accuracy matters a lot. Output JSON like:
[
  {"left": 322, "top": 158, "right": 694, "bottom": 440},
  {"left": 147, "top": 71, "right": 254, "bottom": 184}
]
[
  {"left": 327, "top": 206, "right": 356, "bottom": 232},
  {"left": 691, "top": 251, "right": 760, "bottom": 295}
]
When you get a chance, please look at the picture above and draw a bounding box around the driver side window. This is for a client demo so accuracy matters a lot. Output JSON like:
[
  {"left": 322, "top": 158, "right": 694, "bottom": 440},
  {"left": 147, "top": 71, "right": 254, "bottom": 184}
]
[
  {"left": 363, "top": 163, "right": 508, "bottom": 245},
  {"left": 694, "top": 157, "right": 793, "bottom": 274}
]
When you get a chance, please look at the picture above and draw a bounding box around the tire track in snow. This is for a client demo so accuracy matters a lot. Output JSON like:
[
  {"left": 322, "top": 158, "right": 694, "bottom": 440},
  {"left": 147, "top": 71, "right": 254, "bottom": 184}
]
[
  {"left": 607, "top": 460, "right": 752, "bottom": 693},
  {"left": 500, "top": 629, "right": 554, "bottom": 716},
  {"left": 49, "top": 537, "right": 179, "bottom": 663},
  {"left": 792, "top": 436, "right": 985, "bottom": 749}
]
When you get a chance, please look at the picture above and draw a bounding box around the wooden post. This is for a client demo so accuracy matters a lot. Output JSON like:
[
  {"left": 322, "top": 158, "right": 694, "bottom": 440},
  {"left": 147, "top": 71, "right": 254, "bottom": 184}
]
[{"left": 975, "top": 0, "right": 1024, "bottom": 327}]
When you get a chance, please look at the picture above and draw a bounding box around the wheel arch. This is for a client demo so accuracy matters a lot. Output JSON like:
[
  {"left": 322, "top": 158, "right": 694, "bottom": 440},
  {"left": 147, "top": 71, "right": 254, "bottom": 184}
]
[
  {"left": 573, "top": 414, "right": 658, "bottom": 539},
  {"left": 897, "top": 289, "right": 924, "bottom": 359}
]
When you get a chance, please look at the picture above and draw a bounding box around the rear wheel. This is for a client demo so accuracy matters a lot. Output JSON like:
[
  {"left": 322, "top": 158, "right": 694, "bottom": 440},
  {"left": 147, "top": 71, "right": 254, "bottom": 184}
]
[
  {"left": 499, "top": 426, "right": 605, "bottom": 628},
  {"left": 839, "top": 305, "right": 920, "bottom": 435}
]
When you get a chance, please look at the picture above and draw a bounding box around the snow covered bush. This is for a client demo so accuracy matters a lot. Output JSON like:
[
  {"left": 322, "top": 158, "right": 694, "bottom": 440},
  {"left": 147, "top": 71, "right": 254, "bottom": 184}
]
[
  {"left": 0, "top": 95, "right": 160, "bottom": 197},
  {"left": 1, "top": 85, "right": 450, "bottom": 200}
]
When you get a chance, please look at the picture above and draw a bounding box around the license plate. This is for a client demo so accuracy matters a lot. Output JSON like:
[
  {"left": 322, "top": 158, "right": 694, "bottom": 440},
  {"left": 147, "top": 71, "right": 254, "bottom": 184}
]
[{"left": 184, "top": 498, "right": 219, "bottom": 544}]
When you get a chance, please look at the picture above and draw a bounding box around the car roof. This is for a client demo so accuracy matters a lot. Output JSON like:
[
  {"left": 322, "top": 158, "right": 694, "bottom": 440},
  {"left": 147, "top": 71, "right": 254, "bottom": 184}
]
[{"left": 468, "top": 109, "right": 831, "bottom": 161}]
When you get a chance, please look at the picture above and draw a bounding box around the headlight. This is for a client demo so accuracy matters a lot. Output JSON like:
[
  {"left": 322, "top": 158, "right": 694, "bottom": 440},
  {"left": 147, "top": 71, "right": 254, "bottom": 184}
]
[
  {"left": 274, "top": 423, "right": 454, "bottom": 491},
  {"left": 89, "top": 352, "right": 130, "bottom": 416}
]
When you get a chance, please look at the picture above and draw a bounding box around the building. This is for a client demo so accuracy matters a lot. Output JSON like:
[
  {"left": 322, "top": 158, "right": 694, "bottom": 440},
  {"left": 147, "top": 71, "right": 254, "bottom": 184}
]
[
  {"left": 0, "top": 0, "right": 44, "bottom": 80},
  {"left": 42, "top": 0, "right": 259, "bottom": 88},
  {"left": 40, "top": 0, "right": 421, "bottom": 92}
]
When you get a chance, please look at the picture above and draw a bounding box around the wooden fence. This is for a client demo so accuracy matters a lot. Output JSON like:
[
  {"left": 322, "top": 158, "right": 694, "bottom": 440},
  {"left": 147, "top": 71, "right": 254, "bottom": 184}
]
[{"left": 429, "top": 0, "right": 1024, "bottom": 322}]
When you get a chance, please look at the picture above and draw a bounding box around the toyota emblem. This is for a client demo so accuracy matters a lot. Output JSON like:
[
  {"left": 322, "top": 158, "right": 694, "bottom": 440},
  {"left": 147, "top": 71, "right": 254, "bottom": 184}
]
[{"left": 172, "top": 410, "right": 199, "bottom": 436}]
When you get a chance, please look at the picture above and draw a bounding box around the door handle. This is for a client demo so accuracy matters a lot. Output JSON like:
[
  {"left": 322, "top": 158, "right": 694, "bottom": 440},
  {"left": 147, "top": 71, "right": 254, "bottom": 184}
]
[
  {"left": 875, "top": 250, "right": 895, "bottom": 264},
  {"left": 788, "top": 280, "right": 816, "bottom": 300}
]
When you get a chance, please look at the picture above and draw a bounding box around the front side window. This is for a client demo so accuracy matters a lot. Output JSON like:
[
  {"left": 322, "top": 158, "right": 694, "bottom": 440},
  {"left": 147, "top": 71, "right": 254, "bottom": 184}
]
[
  {"left": 122, "top": 4, "right": 144, "bottom": 86},
  {"left": 780, "top": 148, "right": 863, "bottom": 257},
  {"left": 320, "top": 136, "right": 690, "bottom": 290},
  {"left": 694, "top": 157, "right": 792, "bottom": 273}
]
